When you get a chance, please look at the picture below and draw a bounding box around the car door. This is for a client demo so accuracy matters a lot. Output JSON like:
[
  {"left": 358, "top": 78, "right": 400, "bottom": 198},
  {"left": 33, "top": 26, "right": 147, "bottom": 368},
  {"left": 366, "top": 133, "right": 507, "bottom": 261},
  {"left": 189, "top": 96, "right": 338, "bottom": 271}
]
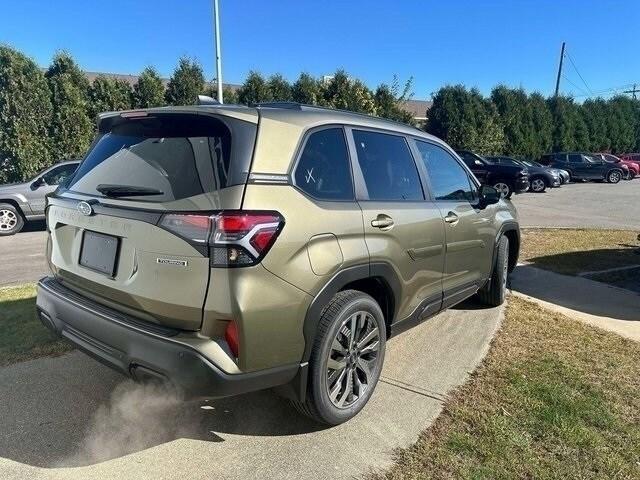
[
  {"left": 567, "top": 154, "right": 591, "bottom": 179},
  {"left": 26, "top": 163, "right": 78, "bottom": 214},
  {"left": 413, "top": 140, "right": 496, "bottom": 308},
  {"left": 348, "top": 128, "right": 445, "bottom": 323}
]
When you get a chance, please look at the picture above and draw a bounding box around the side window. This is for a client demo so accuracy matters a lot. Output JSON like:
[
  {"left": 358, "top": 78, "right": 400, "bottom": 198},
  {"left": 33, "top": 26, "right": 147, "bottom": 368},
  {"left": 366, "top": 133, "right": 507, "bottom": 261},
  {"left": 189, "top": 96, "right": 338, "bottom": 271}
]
[
  {"left": 294, "top": 128, "right": 353, "bottom": 200},
  {"left": 568, "top": 154, "right": 583, "bottom": 164},
  {"left": 353, "top": 130, "right": 423, "bottom": 201},
  {"left": 416, "top": 141, "right": 476, "bottom": 202},
  {"left": 43, "top": 164, "right": 78, "bottom": 186}
]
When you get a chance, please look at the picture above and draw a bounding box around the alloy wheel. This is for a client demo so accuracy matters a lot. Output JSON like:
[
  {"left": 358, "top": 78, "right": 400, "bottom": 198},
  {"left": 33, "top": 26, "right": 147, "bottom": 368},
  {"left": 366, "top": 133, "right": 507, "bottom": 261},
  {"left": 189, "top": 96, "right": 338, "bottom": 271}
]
[
  {"left": 609, "top": 171, "right": 621, "bottom": 183},
  {"left": 326, "top": 311, "right": 381, "bottom": 409},
  {"left": 530, "top": 179, "right": 545, "bottom": 192},
  {"left": 0, "top": 209, "right": 17, "bottom": 232},
  {"left": 493, "top": 182, "right": 510, "bottom": 198}
]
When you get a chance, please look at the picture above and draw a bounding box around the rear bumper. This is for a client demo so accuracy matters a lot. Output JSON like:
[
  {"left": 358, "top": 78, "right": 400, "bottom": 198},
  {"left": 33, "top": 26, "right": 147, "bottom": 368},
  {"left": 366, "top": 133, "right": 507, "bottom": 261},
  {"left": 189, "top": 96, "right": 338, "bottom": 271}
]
[{"left": 36, "top": 277, "right": 298, "bottom": 398}]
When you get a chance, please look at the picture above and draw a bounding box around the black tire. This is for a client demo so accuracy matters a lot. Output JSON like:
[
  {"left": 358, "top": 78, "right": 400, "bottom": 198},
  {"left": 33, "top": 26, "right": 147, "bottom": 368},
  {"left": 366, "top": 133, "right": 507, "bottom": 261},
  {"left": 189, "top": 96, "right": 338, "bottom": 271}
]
[
  {"left": 607, "top": 169, "right": 622, "bottom": 184},
  {"left": 291, "top": 290, "right": 386, "bottom": 425},
  {"left": 476, "top": 236, "right": 509, "bottom": 307},
  {"left": 0, "top": 203, "right": 25, "bottom": 236},
  {"left": 529, "top": 177, "right": 547, "bottom": 193}
]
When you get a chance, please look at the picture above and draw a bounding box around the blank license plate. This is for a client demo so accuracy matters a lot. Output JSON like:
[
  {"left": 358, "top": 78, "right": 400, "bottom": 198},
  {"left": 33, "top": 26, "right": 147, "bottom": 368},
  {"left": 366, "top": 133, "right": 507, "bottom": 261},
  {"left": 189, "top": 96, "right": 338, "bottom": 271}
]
[{"left": 79, "top": 231, "right": 119, "bottom": 276}]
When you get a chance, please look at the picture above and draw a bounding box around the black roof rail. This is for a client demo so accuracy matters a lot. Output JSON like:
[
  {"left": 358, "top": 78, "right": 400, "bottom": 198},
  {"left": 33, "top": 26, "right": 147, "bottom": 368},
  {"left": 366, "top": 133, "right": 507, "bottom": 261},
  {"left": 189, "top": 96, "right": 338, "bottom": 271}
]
[{"left": 256, "top": 101, "right": 303, "bottom": 109}]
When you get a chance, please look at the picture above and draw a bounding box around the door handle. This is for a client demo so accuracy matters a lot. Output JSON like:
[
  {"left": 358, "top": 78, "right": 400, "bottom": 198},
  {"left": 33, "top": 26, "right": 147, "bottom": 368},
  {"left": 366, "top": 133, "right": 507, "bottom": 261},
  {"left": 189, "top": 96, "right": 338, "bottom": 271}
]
[
  {"left": 371, "top": 214, "right": 394, "bottom": 229},
  {"left": 444, "top": 212, "right": 459, "bottom": 224}
]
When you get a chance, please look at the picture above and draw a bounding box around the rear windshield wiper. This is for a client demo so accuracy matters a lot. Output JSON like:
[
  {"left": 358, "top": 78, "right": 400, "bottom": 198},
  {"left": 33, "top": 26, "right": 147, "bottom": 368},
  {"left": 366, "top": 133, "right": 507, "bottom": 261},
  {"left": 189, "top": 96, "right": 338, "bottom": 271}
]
[{"left": 96, "top": 184, "right": 164, "bottom": 197}]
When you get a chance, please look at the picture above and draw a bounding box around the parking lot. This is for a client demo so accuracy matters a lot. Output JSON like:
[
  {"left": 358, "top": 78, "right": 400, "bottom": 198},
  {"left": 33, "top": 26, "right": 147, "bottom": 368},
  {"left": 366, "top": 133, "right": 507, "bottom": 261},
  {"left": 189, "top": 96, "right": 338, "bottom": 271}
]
[
  {"left": 512, "top": 179, "right": 640, "bottom": 229},
  {"left": 1, "top": 180, "right": 637, "bottom": 289}
]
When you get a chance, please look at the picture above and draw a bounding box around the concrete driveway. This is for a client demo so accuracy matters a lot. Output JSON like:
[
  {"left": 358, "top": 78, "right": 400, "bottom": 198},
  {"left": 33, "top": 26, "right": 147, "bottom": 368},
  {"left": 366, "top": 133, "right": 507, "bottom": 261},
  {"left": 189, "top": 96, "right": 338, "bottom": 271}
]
[{"left": 0, "top": 301, "right": 503, "bottom": 480}]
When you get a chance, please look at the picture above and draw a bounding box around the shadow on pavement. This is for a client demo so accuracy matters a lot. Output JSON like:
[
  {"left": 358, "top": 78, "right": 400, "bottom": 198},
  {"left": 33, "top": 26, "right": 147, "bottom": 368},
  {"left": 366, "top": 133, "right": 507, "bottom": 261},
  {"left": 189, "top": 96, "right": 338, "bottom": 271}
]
[
  {"left": 510, "top": 264, "right": 640, "bottom": 322},
  {"left": 21, "top": 220, "right": 47, "bottom": 233},
  {"left": 0, "top": 352, "right": 323, "bottom": 468}
]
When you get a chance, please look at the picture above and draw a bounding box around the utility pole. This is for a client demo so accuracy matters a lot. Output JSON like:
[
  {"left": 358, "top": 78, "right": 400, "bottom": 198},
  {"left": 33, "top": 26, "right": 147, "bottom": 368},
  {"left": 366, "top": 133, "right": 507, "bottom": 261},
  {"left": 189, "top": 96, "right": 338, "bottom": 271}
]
[
  {"left": 554, "top": 42, "right": 566, "bottom": 97},
  {"left": 623, "top": 84, "right": 638, "bottom": 100},
  {"left": 213, "top": 0, "right": 223, "bottom": 103}
]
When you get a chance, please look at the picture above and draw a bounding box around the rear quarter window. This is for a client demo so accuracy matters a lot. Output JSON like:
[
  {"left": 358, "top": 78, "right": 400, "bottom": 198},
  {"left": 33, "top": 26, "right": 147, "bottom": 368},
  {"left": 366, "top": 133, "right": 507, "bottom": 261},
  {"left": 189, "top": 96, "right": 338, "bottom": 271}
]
[{"left": 293, "top": 128, "right": 354, "bottom": 200}]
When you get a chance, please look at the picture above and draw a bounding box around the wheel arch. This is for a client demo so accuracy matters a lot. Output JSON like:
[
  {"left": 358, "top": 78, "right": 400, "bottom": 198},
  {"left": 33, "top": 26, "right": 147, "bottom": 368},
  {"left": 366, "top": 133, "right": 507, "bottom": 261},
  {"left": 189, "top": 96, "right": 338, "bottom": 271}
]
[
  {"left": 0, "top": 198, "right": 25, "bottom": 218},
  {"left": 301, "top": 263, "right": 401, "bottom": 364}
]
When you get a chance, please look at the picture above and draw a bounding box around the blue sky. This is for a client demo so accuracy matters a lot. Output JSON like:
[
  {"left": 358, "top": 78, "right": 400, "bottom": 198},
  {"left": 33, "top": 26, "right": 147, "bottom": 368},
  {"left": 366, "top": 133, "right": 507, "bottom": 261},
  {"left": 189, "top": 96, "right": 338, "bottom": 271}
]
[{"left": 1, "top": 0, "right": 638, "bottom": 100}]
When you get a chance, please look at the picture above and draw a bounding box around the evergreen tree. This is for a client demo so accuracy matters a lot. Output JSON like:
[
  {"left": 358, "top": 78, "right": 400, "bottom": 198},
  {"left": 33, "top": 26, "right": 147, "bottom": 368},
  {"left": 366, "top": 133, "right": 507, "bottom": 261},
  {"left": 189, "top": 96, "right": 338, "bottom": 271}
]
[
  {"left": 491, "top": 86, "right": 535, "bottom": 157},
  {"left": 237, "top": 71, "right": 272, "bottom": 105},
  {"left": 322, "top": 70, "right": 377, "bottom": 115},
  {"left": 426, "top": 85, "right": 504, "bottom": 154},
  {"left": 528, "top": 93, "right": 553, "bottom": 159},
  {"left": 165, "top": 57, "right": 205, "bottom": 106},
  {"left": 292, "top": 73, "right": 322, "bottom": 105},
  {"left": 374, "top": 76, "right": 415, "bottom": 125},
  {"left": 267, "top": 74, "right": 293, "bottom": 101},
  {"left": 89, "top": 75, "right": 133, "bottom": 117},
  {"left": 133, "top": 67, "right": 165, "bottom": 108},
  {"left": 46, "top": 51, "right": 93, "bottom": 161},
  {"left": 0, "top": 46, "right": 52, "bottom": 182}
]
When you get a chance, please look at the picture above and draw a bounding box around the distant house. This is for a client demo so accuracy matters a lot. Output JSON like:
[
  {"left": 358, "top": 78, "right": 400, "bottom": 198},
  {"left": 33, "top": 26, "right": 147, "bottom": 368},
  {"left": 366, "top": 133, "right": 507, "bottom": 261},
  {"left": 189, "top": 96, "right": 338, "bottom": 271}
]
[{"left": 81, "top": 71, "right": 431, "bottom": 123}]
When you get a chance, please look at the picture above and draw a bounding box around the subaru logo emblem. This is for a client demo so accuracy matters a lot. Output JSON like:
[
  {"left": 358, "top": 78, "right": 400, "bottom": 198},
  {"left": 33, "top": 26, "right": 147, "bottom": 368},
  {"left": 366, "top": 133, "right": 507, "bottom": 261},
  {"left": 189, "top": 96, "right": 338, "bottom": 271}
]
[{"left": 77, "top": 201, "right": 93, "bottom": 216}]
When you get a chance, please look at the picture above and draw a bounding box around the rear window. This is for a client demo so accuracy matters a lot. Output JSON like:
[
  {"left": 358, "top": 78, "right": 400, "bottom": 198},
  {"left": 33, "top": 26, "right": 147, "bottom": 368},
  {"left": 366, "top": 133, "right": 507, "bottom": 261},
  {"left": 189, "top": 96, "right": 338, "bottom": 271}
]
[{"left": 66, "top": 113, "right": 256, "bottom": 202}]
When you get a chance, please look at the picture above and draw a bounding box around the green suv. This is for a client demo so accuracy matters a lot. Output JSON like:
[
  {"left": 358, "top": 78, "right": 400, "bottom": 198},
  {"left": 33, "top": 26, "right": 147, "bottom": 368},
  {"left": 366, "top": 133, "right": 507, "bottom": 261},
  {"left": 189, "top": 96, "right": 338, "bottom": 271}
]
[{"left": 36, "top": 103, "right": 519, "bottom": 425}]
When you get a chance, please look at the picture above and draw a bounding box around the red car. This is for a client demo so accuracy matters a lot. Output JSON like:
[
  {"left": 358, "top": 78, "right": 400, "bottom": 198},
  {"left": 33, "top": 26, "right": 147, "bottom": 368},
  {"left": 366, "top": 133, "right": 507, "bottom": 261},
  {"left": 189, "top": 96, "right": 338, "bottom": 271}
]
[
  {"left": 593, "top": 153, "right": 638, "bottom": 180},
  {"left": 620, "top": 153, "right": 640, "bottom": 171}
]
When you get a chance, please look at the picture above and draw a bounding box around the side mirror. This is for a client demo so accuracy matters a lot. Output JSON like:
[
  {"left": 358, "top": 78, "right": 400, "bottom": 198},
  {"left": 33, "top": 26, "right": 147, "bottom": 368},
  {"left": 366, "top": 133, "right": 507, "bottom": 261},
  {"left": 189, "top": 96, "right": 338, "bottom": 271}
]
[
  {"left": 478, "top": 185, "right": 500, "bottom": 208},
  {"left": 31, "top": 177, "right": 46, "bottom": 189}
]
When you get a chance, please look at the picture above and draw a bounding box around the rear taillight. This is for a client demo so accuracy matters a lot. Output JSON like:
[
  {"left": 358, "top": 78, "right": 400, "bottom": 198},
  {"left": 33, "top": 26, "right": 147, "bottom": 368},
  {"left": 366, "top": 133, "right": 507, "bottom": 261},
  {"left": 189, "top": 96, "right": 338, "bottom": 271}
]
[{"left": 159, "top": 211, "right": 284, "bottom": 267}]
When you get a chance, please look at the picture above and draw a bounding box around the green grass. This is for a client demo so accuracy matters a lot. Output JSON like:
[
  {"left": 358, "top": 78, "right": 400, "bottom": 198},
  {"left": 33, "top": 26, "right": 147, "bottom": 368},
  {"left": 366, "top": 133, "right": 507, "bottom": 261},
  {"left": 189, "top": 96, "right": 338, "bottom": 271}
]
[
  {"left": 520, "top": 228, "right": 640, "bottom": 276},
  {"left": 369, "top": 297, "right": 640, "bottom": 479},
  {"left": 0, "top": 283, "right": 72, "bottom": 367}
]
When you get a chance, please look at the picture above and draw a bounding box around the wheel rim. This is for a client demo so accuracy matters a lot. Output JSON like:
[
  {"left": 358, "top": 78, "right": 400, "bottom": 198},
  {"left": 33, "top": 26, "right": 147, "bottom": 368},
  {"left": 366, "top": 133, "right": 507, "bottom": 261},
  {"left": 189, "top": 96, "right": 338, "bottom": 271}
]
[
  {"left": 326, "top": 311, "right": 381, "bottom": 409},
  {"left": 494, "top": 183, "right": 510, "bottom": 198},
  {"left": 0, "top": 209, "right": 17, "bottom": 231},
  {"left": 531, "top": 179, "right": 545, "bottom": 192},
  {"left": 610, "top": 172, "right": 621, "bottom": 182}
]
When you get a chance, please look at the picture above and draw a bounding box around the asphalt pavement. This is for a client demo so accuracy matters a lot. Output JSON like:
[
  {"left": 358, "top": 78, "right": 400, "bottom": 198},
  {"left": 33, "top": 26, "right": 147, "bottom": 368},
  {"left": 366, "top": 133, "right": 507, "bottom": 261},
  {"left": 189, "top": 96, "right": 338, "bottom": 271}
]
[
  {"left": 512, "top": 179, "right": 640, "bottom": 229},
  {"left": 0, "top": 301, "right": 503, "bottom": 480}
]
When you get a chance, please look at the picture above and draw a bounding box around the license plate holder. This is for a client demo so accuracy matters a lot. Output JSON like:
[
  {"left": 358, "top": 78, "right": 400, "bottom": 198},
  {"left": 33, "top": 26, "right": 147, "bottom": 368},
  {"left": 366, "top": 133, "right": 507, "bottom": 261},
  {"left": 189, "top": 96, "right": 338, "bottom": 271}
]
[{"left": 79, "top": 230, "right": 120, "bottom": 277}]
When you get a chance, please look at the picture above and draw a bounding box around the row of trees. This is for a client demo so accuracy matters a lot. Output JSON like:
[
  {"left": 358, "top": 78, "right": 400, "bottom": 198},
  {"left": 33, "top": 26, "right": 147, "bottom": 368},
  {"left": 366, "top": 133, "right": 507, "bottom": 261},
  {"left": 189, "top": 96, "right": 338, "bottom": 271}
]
[
  {"left": 426, "top": 85, "right": 640, "bottom": 158},
  {"left": 1, "top": 44, "right": 639, "bottom": 183},
  {"left": 0, "top": 46, "right": 414, "bottom": 183}
]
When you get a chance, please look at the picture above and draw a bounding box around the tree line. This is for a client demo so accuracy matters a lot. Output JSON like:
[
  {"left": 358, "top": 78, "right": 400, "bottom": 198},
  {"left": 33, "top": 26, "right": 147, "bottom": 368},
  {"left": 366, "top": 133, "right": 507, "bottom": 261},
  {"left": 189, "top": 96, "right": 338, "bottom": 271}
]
[
  {"left": 1, "top": 44, "right": 639, "bottom": 183},
  {"left": 0, "top": 46, "right": 413, "bottom": 183},
  {"left": 427, "top": 85, "right": 640, "bottom": 160}
]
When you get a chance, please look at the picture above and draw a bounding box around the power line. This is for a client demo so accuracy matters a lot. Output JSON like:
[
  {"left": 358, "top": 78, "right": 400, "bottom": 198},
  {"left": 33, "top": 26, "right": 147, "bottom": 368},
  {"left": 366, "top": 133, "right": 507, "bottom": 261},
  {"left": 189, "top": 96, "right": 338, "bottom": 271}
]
[
  {"left": 565, "top": 52, "right": 593, "bottom": 96},
  {"left": 561, "top": 74, "right": 589, "bottom": 97}
]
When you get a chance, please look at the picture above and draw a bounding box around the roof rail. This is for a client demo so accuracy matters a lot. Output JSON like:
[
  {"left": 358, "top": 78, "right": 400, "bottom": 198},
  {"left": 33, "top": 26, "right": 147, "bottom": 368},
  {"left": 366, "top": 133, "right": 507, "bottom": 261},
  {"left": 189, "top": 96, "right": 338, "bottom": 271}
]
[
  {"left": 256, "top": 101, "right": 424, "bottom": 133},
  {"left": 256, "top": 101, "right": 303, "bottom": 109}
]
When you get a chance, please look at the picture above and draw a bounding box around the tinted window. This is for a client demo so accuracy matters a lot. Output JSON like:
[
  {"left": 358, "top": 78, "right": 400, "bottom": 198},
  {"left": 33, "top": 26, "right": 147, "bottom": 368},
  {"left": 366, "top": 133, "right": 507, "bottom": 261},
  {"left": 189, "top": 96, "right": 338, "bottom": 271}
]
[
  {"left": 43, "top": 164, "right": 78, "bottom": 186},
  {"left": 568, "top": 154, "right": 583, "bottom": 164},
  {"left": 416, "top": 141, "right": 475, "bottom": 201},
  {"left": 353, "top": 130, "right": 423, "bottom": 201},
  {"left": 294, "top": 128, "right": 353, "bottom": 200},
  {"left": 67, "top": 114, "right": 255, "bottom": 202},
  {"left": 458, "top": 151, "right": 484, "bottom": 168}
]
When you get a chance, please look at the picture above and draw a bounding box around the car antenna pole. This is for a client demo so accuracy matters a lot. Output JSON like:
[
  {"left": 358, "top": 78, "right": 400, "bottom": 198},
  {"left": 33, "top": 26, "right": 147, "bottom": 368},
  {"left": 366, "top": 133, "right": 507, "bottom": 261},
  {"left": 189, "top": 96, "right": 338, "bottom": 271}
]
[
  {"left": 213, "top": 0, "right": 224, "bottom": 103},
  {"left": 554, "top": 42, "right": 566, "bottom": 98}
]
